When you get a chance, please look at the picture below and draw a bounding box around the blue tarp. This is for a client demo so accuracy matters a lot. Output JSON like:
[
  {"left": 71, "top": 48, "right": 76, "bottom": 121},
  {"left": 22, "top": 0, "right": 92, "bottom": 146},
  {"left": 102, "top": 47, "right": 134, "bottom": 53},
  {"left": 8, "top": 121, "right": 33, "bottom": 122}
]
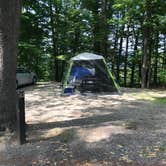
[{"left": 70, "top": 66, "right": 93, "bottom": 79}]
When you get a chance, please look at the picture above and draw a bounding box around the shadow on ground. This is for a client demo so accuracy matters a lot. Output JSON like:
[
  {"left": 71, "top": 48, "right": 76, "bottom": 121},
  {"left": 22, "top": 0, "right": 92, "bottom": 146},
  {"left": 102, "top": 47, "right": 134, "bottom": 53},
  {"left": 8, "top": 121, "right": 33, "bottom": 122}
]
[{"left": 1, "top": 82, "right": 166, "bottom": 166}]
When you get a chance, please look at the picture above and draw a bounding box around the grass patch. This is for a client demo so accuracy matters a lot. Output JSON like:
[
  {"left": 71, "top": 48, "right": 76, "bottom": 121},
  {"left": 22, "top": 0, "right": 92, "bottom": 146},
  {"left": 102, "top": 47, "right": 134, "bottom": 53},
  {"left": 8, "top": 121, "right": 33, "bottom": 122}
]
[
  {"left": 57, "top": 129, "right": 75, "bottom": 143},
  {"left": 130, "top": 92, "right": 166, "bottom": 104},
  {"left": 157, "top": 144, "right": 166, "bottom": 152},
  {"left": 130, "top": 92, "right": 154, "bottom": 101},
  {"left": 153, "top": 97, "right": 166, "bottom": 104},
  {"left": 124, "top": 121, "right": 137, "bottom": 130}
]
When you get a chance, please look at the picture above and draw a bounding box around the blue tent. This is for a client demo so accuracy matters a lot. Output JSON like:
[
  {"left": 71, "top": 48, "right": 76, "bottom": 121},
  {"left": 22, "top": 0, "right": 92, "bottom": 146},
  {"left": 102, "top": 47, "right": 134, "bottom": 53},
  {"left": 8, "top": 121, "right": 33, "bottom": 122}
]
[{"left": 62, "top": 52, "right": 120, "bottom": 94}]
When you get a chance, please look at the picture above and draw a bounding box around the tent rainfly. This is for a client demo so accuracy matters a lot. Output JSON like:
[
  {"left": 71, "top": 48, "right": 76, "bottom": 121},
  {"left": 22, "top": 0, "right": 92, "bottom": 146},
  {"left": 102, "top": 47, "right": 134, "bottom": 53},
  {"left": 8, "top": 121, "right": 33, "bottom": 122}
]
[{"left": 62, "top": 52, "right": 120, "bottom": 93}]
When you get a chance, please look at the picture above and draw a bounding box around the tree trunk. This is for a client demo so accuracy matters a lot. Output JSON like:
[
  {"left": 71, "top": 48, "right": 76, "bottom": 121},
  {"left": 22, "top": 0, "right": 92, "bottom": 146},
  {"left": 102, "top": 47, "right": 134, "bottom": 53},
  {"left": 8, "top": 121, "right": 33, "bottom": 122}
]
[
  {"left": 117, "top": 36, "right": 123, "bottom": 83},
  {"left": 101, "top": 0, "right": 108, "bottom": 57},
  {"left": 153, "top": 32, "right": 159, "bottom": 86},
  {"left": 130, "top": 31, "right": 139, "bottom": 87},
  {"left": 124, "top": 25, "right": 130, "bottom": 87},
  {"left": 112, "top": 31, "right": 118, "bottom": 72},
  {"left": 0, "top": 1, "right": 21, "bottom": 130},
  {"left": 49, "top": 0, "right": 59, "bottom": 81},
  {"left": 139, "top": 63, "right": 142, "bottom": 83},
  {"left": 73, "top": 28, "right": 80, "bottom": 54},
  {"left": 141, "top": 32, "right": 148, "bottom": 88},
  {"left": 147, "top": 36, "right": 153, "bottom": 88},
  {"left": 141, "top": 0, "right": 152, "bottom": 88},
  {"left": 164, "top": 35, "right": 166, "bottom": 69},
  {"left": 92, "top": 2, "right": 101, "bottom": 54}
]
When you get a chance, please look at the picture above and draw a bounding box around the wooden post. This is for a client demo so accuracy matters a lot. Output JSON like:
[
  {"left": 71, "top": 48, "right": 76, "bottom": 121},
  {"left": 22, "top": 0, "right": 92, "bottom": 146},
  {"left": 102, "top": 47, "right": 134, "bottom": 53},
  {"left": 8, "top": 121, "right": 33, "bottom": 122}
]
[{"left": 16, "top": 90, "right": 26, "bottom": 145}]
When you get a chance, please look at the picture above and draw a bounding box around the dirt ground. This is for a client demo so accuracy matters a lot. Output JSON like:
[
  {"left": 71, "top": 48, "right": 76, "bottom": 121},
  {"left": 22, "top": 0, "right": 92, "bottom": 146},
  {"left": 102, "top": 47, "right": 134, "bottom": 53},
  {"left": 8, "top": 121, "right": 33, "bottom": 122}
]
[{"left": 0, "top": 82, "right": 166, "bottom": 166}]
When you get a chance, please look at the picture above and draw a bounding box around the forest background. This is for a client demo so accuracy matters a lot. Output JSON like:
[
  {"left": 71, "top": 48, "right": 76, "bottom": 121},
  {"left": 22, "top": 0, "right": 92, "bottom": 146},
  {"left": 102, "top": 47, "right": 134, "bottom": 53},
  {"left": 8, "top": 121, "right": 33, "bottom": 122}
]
[{"left": 20, "top": 0, "right": 166, "bottom": 88}]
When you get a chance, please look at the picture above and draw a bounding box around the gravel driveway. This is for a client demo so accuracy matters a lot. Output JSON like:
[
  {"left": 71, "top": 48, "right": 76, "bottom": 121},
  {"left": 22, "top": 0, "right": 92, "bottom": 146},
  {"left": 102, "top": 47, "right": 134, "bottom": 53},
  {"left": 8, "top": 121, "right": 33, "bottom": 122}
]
[{"left": 0, "top": 82, "right": 166, "bottom": 166}]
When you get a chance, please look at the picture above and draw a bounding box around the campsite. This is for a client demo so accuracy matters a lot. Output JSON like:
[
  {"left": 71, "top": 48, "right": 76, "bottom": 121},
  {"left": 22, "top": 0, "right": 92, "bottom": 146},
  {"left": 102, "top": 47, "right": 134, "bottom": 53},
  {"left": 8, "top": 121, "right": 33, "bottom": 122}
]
[{"left": 0, "top": 1, "right": 166, "bottom": 166}]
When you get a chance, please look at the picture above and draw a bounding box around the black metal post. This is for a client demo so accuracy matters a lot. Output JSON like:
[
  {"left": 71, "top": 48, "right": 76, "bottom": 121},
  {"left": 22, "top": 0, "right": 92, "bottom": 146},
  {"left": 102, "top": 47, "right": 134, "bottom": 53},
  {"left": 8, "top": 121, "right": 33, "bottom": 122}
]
[{"left": 16, "top": 90, "right": 26, "bottom": 145}]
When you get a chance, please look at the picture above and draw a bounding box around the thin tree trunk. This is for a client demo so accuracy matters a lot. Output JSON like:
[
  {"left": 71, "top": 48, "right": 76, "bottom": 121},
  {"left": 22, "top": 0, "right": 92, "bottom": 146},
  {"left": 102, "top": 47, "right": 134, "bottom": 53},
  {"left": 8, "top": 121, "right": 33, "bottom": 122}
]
[
  {"left": 49, "top": 0, "right": 59, "bottom": 81},
  {"left": 147, "top": 36, "right": 153, "bottom": 88},
  {"left": 73, "top": 28, "right": 80, "bottom": 54},
  {"left": 141, "top": 32, "right": 148, "bottom": 88},
  {"left": 153, "top": 32, "right": 159, "bottom": 86},
  {"left": 139, "top": 63, "right": 142, "bottom": 84},
  {"left": 112, "top": 31, "right": 118, "bottom": 72},
  {"left": 101, "top": 0, "right": 108, "bottom": 57},
  {"left": 130, "top": 31, "right": 139, "bottom": 87},
  {"left": 92, "top": 2, "right": 101, "bottom": 54},
  {"left": 163, "top": 35, "right": 166, "bottom": 71},
  {"left": 117, "top": 36, "right": 123, "bottom": 83},
  {"left": 0, "top": 1, "right": 21, "bottom": 130}
]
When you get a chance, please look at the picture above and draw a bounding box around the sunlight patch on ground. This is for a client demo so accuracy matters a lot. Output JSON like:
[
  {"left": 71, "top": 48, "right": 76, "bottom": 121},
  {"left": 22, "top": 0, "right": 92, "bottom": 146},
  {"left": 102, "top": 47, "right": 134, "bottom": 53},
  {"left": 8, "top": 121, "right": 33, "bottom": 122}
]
[
  {"left": 41, "top": 128, "right": 64, "bottom": 139},
  {"left": 28, "top": 128, "right": 64, "bottom": 142},
  {"left": 77, "top": 124, "right": 131, "bottom": 143},
  {"left": 129, "top": 90, "right": 166, "bottom": 102},
  {"left": 0, "top": 137, "right": 6, "bottom": 152}
]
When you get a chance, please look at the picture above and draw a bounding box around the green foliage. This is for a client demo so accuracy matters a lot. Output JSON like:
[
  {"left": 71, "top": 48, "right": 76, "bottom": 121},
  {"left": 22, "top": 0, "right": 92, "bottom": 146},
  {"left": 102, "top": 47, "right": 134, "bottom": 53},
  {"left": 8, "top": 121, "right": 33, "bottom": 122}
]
[
  {"left": 19, "top": 0, "right": 166, "bottom": 87},
  {"left": 18, "top": 12, "right": 49, "bottom": 81}
]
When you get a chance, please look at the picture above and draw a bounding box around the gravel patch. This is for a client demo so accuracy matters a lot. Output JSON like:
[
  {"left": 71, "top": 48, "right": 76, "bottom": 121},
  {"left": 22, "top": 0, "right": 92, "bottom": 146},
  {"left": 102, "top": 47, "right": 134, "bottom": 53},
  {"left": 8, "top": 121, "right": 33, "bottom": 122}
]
[{"left": 0, "top": 82, "right": 166, "bottom": 166}]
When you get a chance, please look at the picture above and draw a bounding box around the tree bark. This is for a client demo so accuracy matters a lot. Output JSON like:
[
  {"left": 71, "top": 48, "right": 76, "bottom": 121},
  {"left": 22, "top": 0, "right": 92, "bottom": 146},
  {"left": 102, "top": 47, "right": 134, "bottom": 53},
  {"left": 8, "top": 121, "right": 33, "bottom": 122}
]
[
  {"left": 0, "top": 1, "right": 21, "bottom": 130},
  {"left": 130, "top": 31, "right": 139, "bottom": 87},
  {"left": 117, "top": 36, "right": 123, "bottom": 83},
  {"left": 141, "top": 0, "right": 152, "bottom": 88},
  {"left": 164, "top": 35, "right": 166, "bottom": 69},
  {"left": 92, "top": 2, "right": 101, "bottom": 54},
  {"left": 124, "top": 25, "right": 130, "bottom": 87},
  {"left": 101, "top": 0, "right": 108, "bottom": 57},
  {"left": 147, "top": 36, "right": 153, "bottom": 88},
  {"left": 49, "top": 0, "right": 59, "bottom": 81},
  {"left": 112, "top": 31, "right": 118, "bottom": 71},
  {"left": 153, "top": 32, "right": 159, "bottom": 85}
]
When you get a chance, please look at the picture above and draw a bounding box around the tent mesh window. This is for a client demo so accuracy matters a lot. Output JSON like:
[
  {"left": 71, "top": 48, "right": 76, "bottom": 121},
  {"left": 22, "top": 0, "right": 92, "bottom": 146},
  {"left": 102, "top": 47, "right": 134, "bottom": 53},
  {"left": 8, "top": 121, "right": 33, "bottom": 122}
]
[{"left": 72, "top": 60, "right": 115, "bottom": 92}]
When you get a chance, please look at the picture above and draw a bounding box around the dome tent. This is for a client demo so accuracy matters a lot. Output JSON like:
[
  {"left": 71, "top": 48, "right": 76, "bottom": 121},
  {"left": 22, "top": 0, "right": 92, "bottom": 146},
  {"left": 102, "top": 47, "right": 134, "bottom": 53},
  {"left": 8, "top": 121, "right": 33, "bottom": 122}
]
[{"left": 62, "top": 52, "right": 120, "bottom": 93}]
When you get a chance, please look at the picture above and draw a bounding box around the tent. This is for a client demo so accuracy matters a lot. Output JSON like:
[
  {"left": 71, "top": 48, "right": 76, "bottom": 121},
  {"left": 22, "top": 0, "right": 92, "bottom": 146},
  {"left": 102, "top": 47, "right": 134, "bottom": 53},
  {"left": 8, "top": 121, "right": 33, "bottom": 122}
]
[{"left": 62, "top": 52, "right": 120, "bottom": 93}]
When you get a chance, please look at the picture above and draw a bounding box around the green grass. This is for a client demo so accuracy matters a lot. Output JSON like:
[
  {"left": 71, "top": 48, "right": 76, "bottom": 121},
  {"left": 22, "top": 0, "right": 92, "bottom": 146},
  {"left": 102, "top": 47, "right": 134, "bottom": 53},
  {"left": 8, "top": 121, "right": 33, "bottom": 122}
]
[
  {"left": 154, "top": 97, "right": 166, "bottom": 104},
  {"left": 124, "top": 121, "right": 137, "bottom": 130},
  {"left": 58, "top": 129, "right": 75, "bottom": 143},
  {"left": 130, "top": 92, "right": 166, "bottom": 104},
  {"left": 130, "top": 92, "right": 155, "bottom": 101}
]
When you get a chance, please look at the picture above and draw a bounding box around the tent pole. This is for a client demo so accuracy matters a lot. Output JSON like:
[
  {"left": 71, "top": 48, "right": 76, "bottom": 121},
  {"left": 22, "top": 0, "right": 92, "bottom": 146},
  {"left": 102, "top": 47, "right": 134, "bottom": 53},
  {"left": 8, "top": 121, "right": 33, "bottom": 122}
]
[
  {"left": 103, "top": 59, "right": 120, "bottom": 92},
  {"left": 62, "top": 61, "right": 73, "bottom": 94}
]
